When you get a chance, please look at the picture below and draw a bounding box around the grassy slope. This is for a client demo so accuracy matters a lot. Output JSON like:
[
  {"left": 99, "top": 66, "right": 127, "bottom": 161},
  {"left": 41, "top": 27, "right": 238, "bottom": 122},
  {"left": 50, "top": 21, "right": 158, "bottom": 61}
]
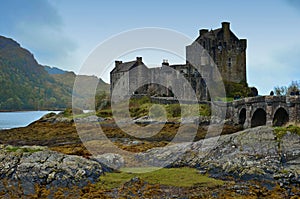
[
  {"left": 99, "top": 167, "right": 224, "bottom": 189},
  {"left": 97, "top": 96, "right": 211, "bottom": 119}
]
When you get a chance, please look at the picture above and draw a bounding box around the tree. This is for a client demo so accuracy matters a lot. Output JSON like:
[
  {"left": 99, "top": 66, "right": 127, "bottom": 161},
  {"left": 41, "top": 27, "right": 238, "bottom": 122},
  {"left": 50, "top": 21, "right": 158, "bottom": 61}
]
[
  {"left": 287, "top": 81, "right": 300, "bottom": 95},
  {"left": 3, "top": 98, "right": 15, "bottom": 110},
  {"left": 274, "top": 86, "right": 287, "bottom": 96},
  {"left": 95, "top": 91, "right": 110, "bottom": 110},
  {"left": 274, "top": 81, "right": 300, "bottom": 96}
]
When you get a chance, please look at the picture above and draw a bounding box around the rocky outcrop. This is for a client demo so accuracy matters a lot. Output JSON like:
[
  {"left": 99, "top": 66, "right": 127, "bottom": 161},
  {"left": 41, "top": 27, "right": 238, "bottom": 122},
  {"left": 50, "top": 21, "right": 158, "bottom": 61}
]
[
  {"left": 93, "top": 153, "right": 125, "bottom": 170},
  {"left": 0, "top": 145, "right": 104, "bottom": 195},
  {"left": 38, "top": 112, "right": 106, "bottom": 124},
  {"left": 136, "top": 126, "right": 300, "bottom": 188},
  {"left": 37, "top": 112, "right": 74, "bottom": 124}
]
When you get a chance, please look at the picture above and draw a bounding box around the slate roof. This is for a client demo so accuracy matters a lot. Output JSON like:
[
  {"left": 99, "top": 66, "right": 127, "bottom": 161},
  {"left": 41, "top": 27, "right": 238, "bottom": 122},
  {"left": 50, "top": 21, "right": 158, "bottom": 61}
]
[
  {"left": 111, "top": 61, "right": 138, "bottom": 73},
  {"left": 195, "top": 27, "right": 239, "bottom": 43}
]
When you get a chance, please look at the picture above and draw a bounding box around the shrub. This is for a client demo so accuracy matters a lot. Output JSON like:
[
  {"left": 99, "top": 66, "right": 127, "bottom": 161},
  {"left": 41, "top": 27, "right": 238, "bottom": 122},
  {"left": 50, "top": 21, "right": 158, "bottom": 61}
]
[
  {"left": 167, "top": 104, "right": 181, "bottom": 117},
  {"left": 274, "top": 125, "right": 300, "bottom": 141}
]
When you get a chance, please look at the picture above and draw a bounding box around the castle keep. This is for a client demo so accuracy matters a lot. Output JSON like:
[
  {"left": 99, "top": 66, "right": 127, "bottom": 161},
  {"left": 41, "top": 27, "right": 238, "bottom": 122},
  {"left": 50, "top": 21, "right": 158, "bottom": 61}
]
[
  {"left": 190, "top": 22, "right": 247, "bottom": 84},
  {"left": 110, "top": 22, "right": 247, "bottom": 100}
]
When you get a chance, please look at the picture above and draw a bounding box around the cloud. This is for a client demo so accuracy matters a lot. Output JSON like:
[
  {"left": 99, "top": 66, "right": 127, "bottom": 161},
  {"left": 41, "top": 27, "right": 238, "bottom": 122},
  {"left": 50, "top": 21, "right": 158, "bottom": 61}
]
[
  {"left": 246, "top": 43, "right": 300, "bottom": 95},
  {"left": 0, "top": 0, "right": 77, "bottom": 68},
  {"left": 285, "top": 0, "right": 300, "bottom": 12},
  {"left": 272, "top": 46, "right": 300, "bottom": 79}
]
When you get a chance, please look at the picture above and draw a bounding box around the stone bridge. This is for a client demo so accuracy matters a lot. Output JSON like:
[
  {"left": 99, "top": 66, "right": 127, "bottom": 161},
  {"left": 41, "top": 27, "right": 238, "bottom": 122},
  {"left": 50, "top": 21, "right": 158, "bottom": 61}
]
[
  {"left": 222, "top": 96, "right": 300, "bottom": 128},
  {"left": 131, "top": 94, "right": 300, "bottom": 128}
]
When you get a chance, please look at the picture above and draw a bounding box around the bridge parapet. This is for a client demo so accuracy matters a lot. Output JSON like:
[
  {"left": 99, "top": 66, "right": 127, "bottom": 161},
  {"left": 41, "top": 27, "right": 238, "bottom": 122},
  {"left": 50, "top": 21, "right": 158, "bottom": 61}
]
[
  {"left": 244, "top": 96, "right": 266, "bottom": 104},
  {"left": 232, "top": 98, "right": 246, "bottom": 107},
  {"left": 287, "top": 96, "right": 300, "bottom": 105},
  {"left": 265, "top": 95, "right": 286, "bottom": 105}
]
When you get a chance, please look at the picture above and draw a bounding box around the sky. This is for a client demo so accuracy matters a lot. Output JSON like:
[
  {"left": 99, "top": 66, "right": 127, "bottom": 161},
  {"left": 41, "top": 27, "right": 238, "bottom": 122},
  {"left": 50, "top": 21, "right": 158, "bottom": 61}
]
[{"left": 0, "top": 0, "right": 300, "bottom": 95}]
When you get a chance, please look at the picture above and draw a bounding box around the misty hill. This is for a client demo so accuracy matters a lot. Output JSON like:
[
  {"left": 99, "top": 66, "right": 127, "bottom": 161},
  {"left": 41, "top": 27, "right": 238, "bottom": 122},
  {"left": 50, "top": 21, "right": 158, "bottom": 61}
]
[
  {"left": 44, "top": 65, "right": 67, "bottom": 75},
  {"left": 0, "top": 36, "right": 109, "bottom": 111}
]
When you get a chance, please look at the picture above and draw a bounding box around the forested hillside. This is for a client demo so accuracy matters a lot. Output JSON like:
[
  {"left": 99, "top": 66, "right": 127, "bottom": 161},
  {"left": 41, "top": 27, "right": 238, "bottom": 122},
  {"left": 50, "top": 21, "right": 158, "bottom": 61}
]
[{"left": 0, "top": 36, "right": 108, "bottom": 111}]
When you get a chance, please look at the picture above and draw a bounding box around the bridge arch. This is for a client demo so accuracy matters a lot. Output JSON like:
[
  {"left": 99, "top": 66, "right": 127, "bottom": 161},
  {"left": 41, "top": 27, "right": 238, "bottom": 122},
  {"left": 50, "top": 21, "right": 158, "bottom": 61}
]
[
  {"left": 273, "top": 107, "right": 289, "bottom": 126},
  {"left": 251, "top": 108, "right": 266, "bottom": 128},
  {"left": 238, "top": 108, "right": 246, "bottom": 125}
]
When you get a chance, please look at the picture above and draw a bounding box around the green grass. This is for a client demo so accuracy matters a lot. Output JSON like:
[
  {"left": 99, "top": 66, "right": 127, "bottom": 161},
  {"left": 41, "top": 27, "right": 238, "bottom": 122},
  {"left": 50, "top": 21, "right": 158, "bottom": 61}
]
[
  {"left": 5, "top": 146, "right": 21, "bottom": 152},
  {"left": 98, "top": 167, "right": 224, "bottom": 189},
  {"left": 71, "top": 112, "right": 95, "bottom": 119},
  {"left": 57, "top": 108, "right": 97, "bottom": 119},
  {"left": 129, "top": 103, "right": 152, "bottom": 118},
  {"left": 97, "top": 99, "right": 211, "bottom": 120},
  {"left": 5, "top": 146, "right": 44, "bottom": 153},
  {"left": 96, "top": 109, "right": 112, "bottom": 118},
  {"left": 215, "top": 97, "right": 234, "bottom": 102},
  {"left": 95, "top": 95, "right": 212, "bottom": 120},
  {"left": 274, "top": 125, "right": 300, "bottom": 141}
]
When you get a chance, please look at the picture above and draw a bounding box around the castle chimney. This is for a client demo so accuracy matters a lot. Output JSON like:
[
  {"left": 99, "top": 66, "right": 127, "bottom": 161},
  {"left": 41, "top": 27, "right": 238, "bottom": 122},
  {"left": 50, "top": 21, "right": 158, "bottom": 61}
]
[
  {"left": 115, "top": 60, "right": 122, "bottom": 67},
  {"left": 222, "top": 22, "right": 230, "bottom": 30},
  {"left": 162, "top": 59, "right": 169, "bottom": 66},
  {"left": 199, "top": 29, "right": 208, "bottom": 36},
  {"left": 222, "top": 22, "right": 230, "bottom": 42},
  {"left": 136, "top": 57, "right": 142, "bottom": 64}
]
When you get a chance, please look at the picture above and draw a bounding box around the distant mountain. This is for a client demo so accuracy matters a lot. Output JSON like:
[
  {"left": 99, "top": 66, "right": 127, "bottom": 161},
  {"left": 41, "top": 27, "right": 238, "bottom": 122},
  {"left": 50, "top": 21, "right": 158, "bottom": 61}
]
[
  {"left": 44, "top": 65, "right": 67, "bottom": 75},
  {"left": 0, "top": 36, "right": 109, "bottom": 111}
]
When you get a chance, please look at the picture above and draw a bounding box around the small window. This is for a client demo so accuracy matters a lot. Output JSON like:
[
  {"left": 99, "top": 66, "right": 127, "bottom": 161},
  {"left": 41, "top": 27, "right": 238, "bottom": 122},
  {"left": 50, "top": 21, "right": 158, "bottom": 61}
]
[
  {"left": 218, "top": 46, "right": 222, "bottom": 51},
  {"left": 228, "top": 58, "right": 232, "bottom": 67}
]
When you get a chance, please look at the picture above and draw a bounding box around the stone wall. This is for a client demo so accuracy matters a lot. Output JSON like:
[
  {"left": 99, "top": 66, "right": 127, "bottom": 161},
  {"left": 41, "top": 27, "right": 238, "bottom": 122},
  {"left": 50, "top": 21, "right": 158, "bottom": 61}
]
[{"left": 129, "top": 95, "right": 299, "bottom": 128}]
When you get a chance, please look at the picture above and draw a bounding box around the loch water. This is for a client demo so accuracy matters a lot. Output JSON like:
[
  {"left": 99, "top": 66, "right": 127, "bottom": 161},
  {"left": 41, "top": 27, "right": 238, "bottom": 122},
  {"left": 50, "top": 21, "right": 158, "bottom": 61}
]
[{"left": 0, "top": 111, "right": 60, "bottom": 130}]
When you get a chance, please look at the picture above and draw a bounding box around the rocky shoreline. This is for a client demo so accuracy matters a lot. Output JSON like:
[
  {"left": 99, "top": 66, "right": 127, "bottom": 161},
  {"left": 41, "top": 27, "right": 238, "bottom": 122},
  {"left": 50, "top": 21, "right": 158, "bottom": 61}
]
[{"left": 0, "top": 113, "right": 299, "bottom": 198}]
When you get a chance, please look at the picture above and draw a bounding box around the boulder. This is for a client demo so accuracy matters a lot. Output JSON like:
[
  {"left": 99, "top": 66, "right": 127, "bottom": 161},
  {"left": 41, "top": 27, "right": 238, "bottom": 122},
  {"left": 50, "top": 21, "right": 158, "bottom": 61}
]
[
  {"left": 93, "top": 153, "right": 125, "bottom": 170},
  {"left": 0, "top": 145, "right": 104, "bottom": 195}
]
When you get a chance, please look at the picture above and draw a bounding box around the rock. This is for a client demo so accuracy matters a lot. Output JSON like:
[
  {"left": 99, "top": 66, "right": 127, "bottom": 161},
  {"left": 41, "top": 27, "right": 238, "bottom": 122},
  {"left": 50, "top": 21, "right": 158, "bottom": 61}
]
[
  {"left": 136, "top": 142, "right": 193, "bottom": 168},
  {"left": 74, "top": 115, "right": 105, "bottom": 123},
  {"left": 133, "top": 116, "right": 167, "bottom": 125},
  {"left": 32, "top": 112, "right": 58, "bottom": 123},
  {"left": 40, "top": 112, "right": 57, "bottom": 120},
  {"left": 38, "top": 111, "right": 106, "bottom": 124},
  {"left": 36, "top": 112, "right": 75, "bottom": 124},
  {"left": 93, "top": 153, "right": 125, "bottom": 170},
  {"left": 53, "top": 116, "right": 74, "bottom": 123},
  {"left": 198, "top": 169, "right": 207, "bottom": 174},
  {"left": 38, "top": 114, "right": 73, "bottom": 124},
  {"left": 0, "top": 146, "right": 105, "bottom": 195},
  {"left": 136, "top": 126, "right": 300, "bottom": 186}
]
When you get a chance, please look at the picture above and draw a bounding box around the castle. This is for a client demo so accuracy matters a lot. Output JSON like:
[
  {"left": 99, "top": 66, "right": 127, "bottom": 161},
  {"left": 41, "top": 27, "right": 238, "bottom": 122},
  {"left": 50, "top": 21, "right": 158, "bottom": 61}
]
[{"left": 110, "top": 22, "right": 247, "bottom": 100}]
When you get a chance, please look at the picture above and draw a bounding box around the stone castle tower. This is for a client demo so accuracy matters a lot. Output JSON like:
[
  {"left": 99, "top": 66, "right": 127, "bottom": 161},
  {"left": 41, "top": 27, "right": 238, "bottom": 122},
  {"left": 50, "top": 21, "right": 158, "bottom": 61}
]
[{"left": 187, "top": 22, "right": 247, "bottom": 84}]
